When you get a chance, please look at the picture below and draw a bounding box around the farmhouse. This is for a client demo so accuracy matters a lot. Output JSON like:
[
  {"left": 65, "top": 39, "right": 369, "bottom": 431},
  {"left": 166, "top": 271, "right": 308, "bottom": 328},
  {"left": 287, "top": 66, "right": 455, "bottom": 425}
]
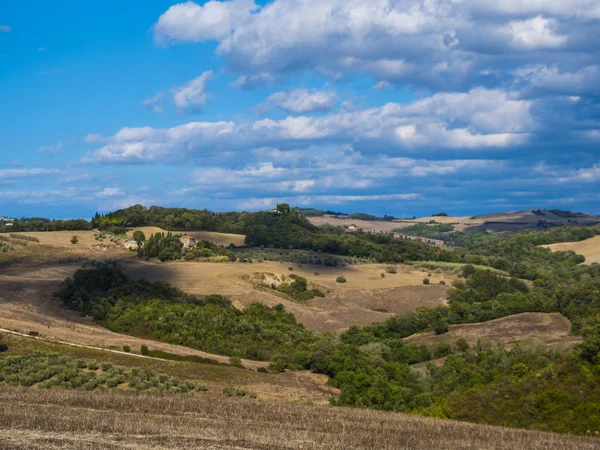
[
  {"left": 123, "top": 240, "right": 139, "bottom": 250},
  {"left": 179, "top": 236, "right": 197, "bottom": 249}
]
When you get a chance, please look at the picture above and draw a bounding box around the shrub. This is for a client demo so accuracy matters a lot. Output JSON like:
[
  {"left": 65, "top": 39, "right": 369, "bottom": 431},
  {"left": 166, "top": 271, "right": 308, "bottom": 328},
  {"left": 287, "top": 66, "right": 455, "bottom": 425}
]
[
  {"left": 439, "top": 280, "right": 446, "bottom": 285},
  {"left": 288, "top": 266, "right": 294, "bottom": 271},
  {"left": 140, "top": 344, "right": 149, "bottom": 356},
  {"left": 381, "top": 273, "right": 385, "bottom": 278},
  {"left": 229, "top": 356, "right": 243, "bottom": 367},
  {"left": 314, "top": 271, "right": 320, "bottom": 276},
  {"left": 386, "top": 265, "right": 398, "bottom": 274},
  {"left": 434, "top": 320, "right": 449, "bottom": 335},
  {"left": 87, "top": 361, "right": 99, "bottom": 370},
  {"left": 122, "top": 345, "right": 131, "bottom": 352},
  {"left": 71, "top": 235, "right": 79, "bottom": 245},
  {"left": 336, "top": 276, "right": 347, "bottom": 283},
  {"left": 100, "top": 362, "right": 112, "bottom": 372},
  {"left": 456, "top": 338, "right": 469, "bottom": 352},
  {"left": 75, "top": 359, "right": 87, "bottom": 369},
  {"left": 423, "top": 278, "right": 430, "bottom": 285}
]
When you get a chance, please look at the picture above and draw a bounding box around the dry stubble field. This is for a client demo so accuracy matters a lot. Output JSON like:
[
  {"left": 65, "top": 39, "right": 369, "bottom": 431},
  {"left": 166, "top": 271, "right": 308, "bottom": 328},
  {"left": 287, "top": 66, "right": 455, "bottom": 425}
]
[{"left": 0, "top": 387, "right": 598, "bottom": 450}]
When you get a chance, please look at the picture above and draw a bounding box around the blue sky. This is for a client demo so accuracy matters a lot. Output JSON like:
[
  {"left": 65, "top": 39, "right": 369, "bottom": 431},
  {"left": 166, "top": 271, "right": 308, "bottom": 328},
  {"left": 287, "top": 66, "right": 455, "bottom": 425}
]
[{"left": 1, "top": 1, "right": 599, "bottom": 219}]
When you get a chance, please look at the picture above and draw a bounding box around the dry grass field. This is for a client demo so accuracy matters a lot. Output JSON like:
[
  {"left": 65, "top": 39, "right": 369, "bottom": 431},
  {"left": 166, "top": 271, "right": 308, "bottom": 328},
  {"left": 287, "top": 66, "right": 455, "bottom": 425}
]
[
  {"left": 1, "top": 387, "right": 597, "bottom": 450},
  {"left": 123, "top": 260, "right": 452, "bottom": 331},
  {"left": 542, "top": 235, "right": 600, "bottom": 264},
  {"left": 404, "top": 313, "right": 582, "bottom": 348},
  {"left": 126, "top": 227, "right": 247, "bottom": 247}
]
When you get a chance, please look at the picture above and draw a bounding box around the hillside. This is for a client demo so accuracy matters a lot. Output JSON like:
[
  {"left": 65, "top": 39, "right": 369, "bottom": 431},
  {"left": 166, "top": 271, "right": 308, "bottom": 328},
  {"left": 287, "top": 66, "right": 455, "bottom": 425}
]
[
  {"left": 2, "top": 386, "right": 598, "bottom": 450},
  {"left": 542, "top": 235, "right": 600, "bottom": 265}
]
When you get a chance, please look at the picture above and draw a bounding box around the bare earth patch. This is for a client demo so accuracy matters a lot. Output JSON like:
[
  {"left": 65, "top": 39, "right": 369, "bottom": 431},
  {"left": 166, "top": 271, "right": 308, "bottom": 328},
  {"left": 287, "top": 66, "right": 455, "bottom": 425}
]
[{"left": 404, "top": 313, "right": 582, "bottom": 348}]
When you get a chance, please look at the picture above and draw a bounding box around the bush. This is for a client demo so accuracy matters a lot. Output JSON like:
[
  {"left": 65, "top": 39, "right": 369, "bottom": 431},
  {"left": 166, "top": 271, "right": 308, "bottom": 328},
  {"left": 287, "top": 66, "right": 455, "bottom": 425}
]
[
  {"left": 100, "top": 362, "right": 112, "bottom": 372},
  {"left": 122, "top": 345, "right": 131, "bottom": 352},
  {"left": 288, "top": 266, "right": 294, "bottom": 271},
  {"left": 423, "top": 278, "right": 430, "bottom": 285},
  {"left": 71, "top": 235, "right": 79, "bottom": 245},
  {"left": 381, "top": 273, "right": 385, "bottom": 278},
  {"left": 229, "top": 356, "right": 243, "bottom": 367},
  {"left": 75, "top": 359, "right": 87, "bottom": 369},
  {"left": 386, "top": 265, "right": 398, "bottom": 274},
  {"left": 87, "top": 361, "right": 99, "bottom": 370},
  {"left": 434, "top": 320, "right": 449, "bottom": 335},
  {"left": 140, "top": 344, "right": 149, "bottom": 356},
  {"left": 439, "top": 280, "right": 446, "bottom": 285},
  {"left": 336, "top": 276, "right": 347, "bottom": 283}
]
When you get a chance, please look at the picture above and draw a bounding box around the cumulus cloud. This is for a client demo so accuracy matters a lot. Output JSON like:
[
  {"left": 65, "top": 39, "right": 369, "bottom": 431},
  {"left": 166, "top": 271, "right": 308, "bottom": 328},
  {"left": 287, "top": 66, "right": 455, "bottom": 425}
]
[
  {"left": 154, "top": 0, "right": 258, "bottom": 43},
  {"left": 83, "top": 88, "right": 532, "bottom": 164},
  {"left": 258, "top": 88, "right": 337, "bottom": 114},
  {"left": 153, "top": 0, "right": 600, "bottom": 91},
  {"left": 172, "top": 71, "right": 213, "bottom": 113}
]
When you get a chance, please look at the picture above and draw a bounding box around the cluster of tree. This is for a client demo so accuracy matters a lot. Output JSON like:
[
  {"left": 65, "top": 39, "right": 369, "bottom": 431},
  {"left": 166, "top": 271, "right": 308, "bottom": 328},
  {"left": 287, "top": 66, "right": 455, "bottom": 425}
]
[
  {"left": 274, "top": 275, "right": 325, "bottom": 301},
  {"left": 395, "top": 223, "right": 454, "bottom": 240},
  {"left": 136, "top": 231, "right": 236, "bottom": 262},
  {"left": 57, "top": 265, "right": 318, "bottom": 361},
  {"left": 0, "top": 218, "right": 90, "bottom": 233}
]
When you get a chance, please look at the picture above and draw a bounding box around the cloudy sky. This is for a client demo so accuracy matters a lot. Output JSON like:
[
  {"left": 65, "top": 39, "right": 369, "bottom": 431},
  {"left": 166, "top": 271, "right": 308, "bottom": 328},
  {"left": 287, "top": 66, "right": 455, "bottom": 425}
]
[{"left": 1, "top": 1, "right": 599, "bottom": 219}]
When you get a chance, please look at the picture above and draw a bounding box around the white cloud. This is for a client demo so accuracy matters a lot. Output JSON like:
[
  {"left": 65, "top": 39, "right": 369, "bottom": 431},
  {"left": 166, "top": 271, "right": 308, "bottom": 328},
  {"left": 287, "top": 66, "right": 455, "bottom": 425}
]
[
  {"left": 143, "top": 92, "right": 164, "bottom": 114},
  {"left": 373, "top": 81, "right": 392, "bottom": 90},
  {"left": 506, "top": 16, "right": 566, "bottom": 50},
  {"left": 172, "top": 71, "right": 213, "bottom": 113},
  {"left": 84, "top": 88, "right": 532, "bottom": 164},
  {"left": 259, "top": 88, "right": 337, "bottom": 114},
  {"left": 0, "top": 25, "right": 10, "bottom": 33},
  {"left": 153, "top": 0, "right": 598, "bottom": 90},
  {"left": 154, "top": 0, "right": 258, "bottom": 43},
  {"left": 514, "top": 65, "right": 600, "bottom": 96},
  {"left": 37, "top": 142, "right": 64, "bottom": 154},
  {"left": 558, "top": 164, "right": 600, "bottom": 183},
  {"left": 0, "top": 168, "right": 61, "bottom": 179},
  {"left": 95, "top": 187, "right": 125, "bottom": 197}
]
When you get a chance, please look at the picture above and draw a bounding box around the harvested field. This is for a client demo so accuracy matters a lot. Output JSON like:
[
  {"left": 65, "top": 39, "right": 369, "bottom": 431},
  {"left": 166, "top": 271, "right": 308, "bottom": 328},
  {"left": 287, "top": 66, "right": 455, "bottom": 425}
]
[
  {"left": 8, "top": 230, "right": 113, "bottom": 248},
  {"left": 542, "top": 235, "right": 600, "bottom": 264},
  {"left": 126, "top": 227, "right": 246, "bottom": 247},
  {"left": 123, "top": 260, "right": 453, "bottom": 332},
  {"left": 404, "top": 313, "right": 582, "bottom": 348},
  {"left": 0, "top": 387, "right": 597, "bottom": 450}
]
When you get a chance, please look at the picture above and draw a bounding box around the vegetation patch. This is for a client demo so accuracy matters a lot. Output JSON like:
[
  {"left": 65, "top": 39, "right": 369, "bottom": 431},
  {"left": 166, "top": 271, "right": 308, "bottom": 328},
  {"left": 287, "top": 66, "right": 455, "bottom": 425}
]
[{"left": 0, "top": 351, "right": 205, "bottom": 393}]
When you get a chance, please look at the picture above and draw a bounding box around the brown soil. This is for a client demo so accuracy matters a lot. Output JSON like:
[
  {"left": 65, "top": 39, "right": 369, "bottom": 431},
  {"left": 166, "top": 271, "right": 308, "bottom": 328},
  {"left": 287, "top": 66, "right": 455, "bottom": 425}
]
[{"left": 404, "top": 313, "right": 582, "bottom": 348}]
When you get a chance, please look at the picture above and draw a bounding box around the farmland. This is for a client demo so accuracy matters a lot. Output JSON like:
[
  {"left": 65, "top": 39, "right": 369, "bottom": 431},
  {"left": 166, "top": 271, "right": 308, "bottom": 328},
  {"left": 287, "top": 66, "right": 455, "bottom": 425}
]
[
  {"left": 1, "top": 385, "right": 597, "bottom": 450},
  {"left": 542, "top": 235, "right": 600, "bottom": 265}
]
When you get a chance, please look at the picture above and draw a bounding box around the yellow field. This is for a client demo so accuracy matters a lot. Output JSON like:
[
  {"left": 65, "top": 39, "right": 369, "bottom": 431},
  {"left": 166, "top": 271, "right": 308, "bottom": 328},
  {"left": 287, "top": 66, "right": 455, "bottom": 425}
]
[
  {"left": 126, "top": 227, "right": 247, "bottom": 247},
  {"left": 542, "top": 235, "right": 600, "bottom": 264}
]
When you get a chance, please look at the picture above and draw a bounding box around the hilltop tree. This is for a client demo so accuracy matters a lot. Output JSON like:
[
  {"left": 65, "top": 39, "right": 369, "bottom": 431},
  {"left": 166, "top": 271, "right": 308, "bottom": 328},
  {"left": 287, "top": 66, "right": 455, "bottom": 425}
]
[{"left": 276, "top": 203, "right": 291, "bottom": 214}]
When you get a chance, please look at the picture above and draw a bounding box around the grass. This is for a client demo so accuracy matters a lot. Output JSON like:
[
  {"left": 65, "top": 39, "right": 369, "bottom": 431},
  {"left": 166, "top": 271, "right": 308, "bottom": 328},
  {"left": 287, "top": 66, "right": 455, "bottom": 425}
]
[
  {"left": 0, "top": 386, "right": 597, "bottom": 449},
  {"left": 409, "top": 261, "right": 510, "bottom": 276}
]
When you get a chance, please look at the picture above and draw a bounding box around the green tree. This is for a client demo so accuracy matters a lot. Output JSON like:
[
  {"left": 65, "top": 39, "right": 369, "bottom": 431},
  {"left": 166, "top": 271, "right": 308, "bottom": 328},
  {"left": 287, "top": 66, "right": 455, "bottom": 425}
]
[{"left": 132, "top": 230, "right": 146, "bottom": 243}]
